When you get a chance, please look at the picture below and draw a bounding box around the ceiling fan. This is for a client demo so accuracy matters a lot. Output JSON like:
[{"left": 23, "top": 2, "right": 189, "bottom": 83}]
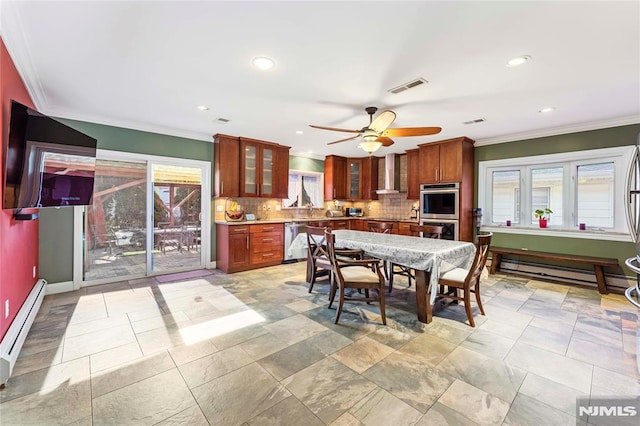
[{"left": 309, "top": 106, "right": 442, "bottom": 154}]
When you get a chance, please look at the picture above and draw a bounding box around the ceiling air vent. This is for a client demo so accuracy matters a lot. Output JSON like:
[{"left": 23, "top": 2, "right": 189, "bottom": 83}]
[
  {"left": 388, "top": 78, "right": 428, "bottom": 94},
  {"left": 463, "top": 118, "right": 487, "bottom": 125},
  {"left": 214, "top": 118, "right": 230, "bottom": 124}
]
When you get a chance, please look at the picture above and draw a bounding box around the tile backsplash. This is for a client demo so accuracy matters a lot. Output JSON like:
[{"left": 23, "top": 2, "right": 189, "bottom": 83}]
[{"left": 214, "top": 194, "right": 419, "bottom": 222}]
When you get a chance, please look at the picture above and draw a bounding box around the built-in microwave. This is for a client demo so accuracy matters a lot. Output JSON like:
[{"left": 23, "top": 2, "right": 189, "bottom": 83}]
[{"left": 419, "top": 183, "right": 459, "bottom": 220}]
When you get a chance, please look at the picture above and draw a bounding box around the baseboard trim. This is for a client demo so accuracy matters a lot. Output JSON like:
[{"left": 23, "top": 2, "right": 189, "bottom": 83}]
[
  {"left": 45, "top": 281, "right": 74, "bottom": 295},
  {"left": 489, "top": 259, "right": 634, "bottom": 293}
]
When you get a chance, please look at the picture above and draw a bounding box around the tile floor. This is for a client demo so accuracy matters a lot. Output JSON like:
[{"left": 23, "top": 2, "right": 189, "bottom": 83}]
[{"left": 0, "top": 262, "right": 638, "bottom": 425}]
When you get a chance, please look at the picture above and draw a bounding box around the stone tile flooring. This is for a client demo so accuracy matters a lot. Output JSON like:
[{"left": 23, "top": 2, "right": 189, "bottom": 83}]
[{"left": 0, "top": 262, "right": 638, "bottom": 425}]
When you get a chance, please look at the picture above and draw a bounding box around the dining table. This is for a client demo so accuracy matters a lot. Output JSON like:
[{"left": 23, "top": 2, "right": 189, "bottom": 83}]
[{"left": 288, "top": 229, "right": 477, "bottom": 324}]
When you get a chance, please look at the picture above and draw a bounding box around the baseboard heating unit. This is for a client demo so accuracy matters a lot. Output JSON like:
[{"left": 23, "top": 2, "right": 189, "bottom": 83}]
[{"left": 0, "top": 279, "right": 46, "bottom": 387}]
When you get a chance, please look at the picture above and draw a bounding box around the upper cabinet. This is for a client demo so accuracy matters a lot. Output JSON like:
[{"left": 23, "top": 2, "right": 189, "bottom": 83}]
[
  {"left": 324, "top": 155, "right": 347, "bottom": 200},
  {"left": 213, "top": 134, "right": 290, "bottom": 199},
  {"left": 213, "top": 134, "right": 240, "bottom": 197},
  {"left": 418, "top": 137, "right": 474, "bottom": 184},
  {"left": 406, "top": 148, "right": 420, "bottom": 199},
  {"left": 359, "top": 156, "right": 379, "bottom": 200},
  {"left": 347, "top": 158, "right": 361, "bottom": 199},
  {"left": 326, "top": 155, "right": 379, "bottom": 201}
]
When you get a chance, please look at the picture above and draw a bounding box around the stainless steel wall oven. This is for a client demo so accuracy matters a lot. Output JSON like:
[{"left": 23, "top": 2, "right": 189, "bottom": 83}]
[{"left": 419, "top": 183, "right": 460, "bottom": 220}]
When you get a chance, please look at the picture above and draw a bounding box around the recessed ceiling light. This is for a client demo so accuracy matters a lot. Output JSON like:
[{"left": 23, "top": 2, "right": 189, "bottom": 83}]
[
  {"left": 539, "top": 106, "right": 556, "bottom": 113},
  {"left": 252, "top": 56, "right": 275, "bottom": 71},
  {"left": 296, "top": 130, "right": 304, "bottom": 135},
  {"left": 507, "top": 55, "right": 531, "bottom": 67},
  {"left": 197, "top": 105, "right": 209, "bottom": 111},
  {"left": 307, "top": 150, "right": 313, "bottom": 154}
]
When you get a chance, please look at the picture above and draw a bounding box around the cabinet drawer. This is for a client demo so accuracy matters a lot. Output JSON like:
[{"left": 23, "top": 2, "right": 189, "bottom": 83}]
[
  {"left": 331, "top": 220, "right": 350, "bottom": 230},
  {"left": 229, "top": 226, "right": 249, "bottom": 234},
  {"left": 251, "top": 232, "right": 283, "bottom": 252},
  {"left": 250, "top": 223, "right": 283, "bottom": 234},
  {"left": 398, "top": 223, "right": 411, "bottom": 236},
  {"left": 251, "top": 249, "right": 282, "bottom": 264}
]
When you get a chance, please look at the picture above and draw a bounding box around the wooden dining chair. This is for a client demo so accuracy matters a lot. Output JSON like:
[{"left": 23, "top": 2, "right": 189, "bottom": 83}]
[
  {"left": 305, "top": 225, "right": 362, "bottom": 294},
  {"left": 389, "top": 224, "right": 443, "bottom": 293},
  {"left": 325, "top": 230, "right": 387, "bottom": 325},
  {"left": 366, "top": 221, "right": 394, "bottom": 279},
  {"left": 436, "top": 232, "right": 493, "bottom": 327}
]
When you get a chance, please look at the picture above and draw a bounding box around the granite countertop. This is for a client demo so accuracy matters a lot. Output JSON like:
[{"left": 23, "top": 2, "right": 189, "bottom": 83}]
[{"left": 215, "top": 217, "right": 420, "bottom": 225}]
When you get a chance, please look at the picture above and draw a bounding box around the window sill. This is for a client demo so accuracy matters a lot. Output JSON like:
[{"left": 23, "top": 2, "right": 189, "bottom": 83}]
[{"left": 481, "top": 225, "right": 632, "bottom": 242}]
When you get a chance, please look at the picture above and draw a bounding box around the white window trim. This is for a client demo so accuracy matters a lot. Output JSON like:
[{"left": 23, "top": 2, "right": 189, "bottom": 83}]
[
  {"left": 478, "top": 145, "right": 635, "bottom": 242},
  {"left": 282, "top": 169, "right": 324, "bottom": 209}
]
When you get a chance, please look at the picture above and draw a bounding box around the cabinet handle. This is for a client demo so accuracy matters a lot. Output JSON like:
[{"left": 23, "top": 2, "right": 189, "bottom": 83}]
[
  {"left": 247, "top": 236, "right": 249, "bottom": 249},
  {"left": 262, "top": 226, "right": 274, "bottom": 231},
  {"left": 333, "top": 188, "right": 336, "bottom": 198},
  {"left": 221, "top": 181, "right": 224, "bottom": 194},
  {"left": 435, "top": 168, "right": 438, "bottom": 181},
  {"left": 263, "top": 253, "right": 274, "bottom": 257},
  {"left": 262, "top": 238, "right": 273, "bottom": 242}
]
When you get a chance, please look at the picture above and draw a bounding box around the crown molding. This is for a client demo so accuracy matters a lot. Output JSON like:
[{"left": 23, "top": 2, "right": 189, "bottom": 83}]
[
  {"left": 474, "top": 115, "right": 640, "bottom": 147},
  {"left": 0, "top": 2, "right": 48, "bottom": 108}
]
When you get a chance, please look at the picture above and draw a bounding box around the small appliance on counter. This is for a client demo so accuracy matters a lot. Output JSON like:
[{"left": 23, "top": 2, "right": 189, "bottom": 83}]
[
  {"left": 326, "top": 210, "right": 345, "bottom": 217},
  {"left": 345, "top": 207, "right": 364, "bottom": 217}
]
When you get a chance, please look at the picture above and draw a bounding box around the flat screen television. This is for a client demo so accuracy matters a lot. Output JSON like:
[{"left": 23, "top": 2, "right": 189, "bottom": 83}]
[{"left": 3, "top": 100, "right": 97, "bottom": 210}]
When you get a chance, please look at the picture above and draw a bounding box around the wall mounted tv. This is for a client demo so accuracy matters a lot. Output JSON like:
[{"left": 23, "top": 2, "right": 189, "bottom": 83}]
[{"left": 3, "top": 100, "right": 97, "bottom": 210}]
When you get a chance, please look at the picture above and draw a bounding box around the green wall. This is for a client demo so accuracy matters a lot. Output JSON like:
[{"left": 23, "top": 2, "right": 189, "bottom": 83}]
[
  {"left": 289, "top": 156, "right": 324, "bottom": 173},
  {"left": 475, "top": 124, "right": 640, "bottom": 276},
  {"left": 39, "top": 119, "right": 214, "bottom": 284}
]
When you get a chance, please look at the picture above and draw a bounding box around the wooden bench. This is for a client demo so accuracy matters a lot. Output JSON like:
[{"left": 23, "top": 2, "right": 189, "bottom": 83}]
[{"left": 489, "top": 246, "right": 619, "bottom": 294}]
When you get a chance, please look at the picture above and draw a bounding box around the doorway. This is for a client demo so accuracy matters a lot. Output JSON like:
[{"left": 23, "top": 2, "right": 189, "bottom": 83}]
[{"left": 77, "top": 151, "right": 210, "bottom": 286}]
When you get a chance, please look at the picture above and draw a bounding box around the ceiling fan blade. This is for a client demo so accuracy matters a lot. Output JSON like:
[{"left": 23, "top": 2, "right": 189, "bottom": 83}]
[
  {"left": 376, "top": 136, "right": 395, "bottom": 147},
  {"left": 309, "top": 124, "right": 361, "bottom": 133},
  {"left": 382, "top": 126, "right": 442, "bottom": 137},
  {"left": 369, "top": 110, "right": 396, "bottom": 133},
  {"left": 327, "top": 135, "right": 361, "bottom": 145}
]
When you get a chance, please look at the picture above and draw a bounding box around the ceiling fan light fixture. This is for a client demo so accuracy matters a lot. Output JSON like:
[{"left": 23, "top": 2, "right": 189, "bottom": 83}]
[{"left": 359, "top": 140, "right": 383, "bottom": 155}]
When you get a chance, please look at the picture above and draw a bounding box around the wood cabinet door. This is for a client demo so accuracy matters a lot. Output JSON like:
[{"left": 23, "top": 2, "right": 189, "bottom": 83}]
[
  {"left": 439, "top": 139, "right": 463, "bottom": 182},
  {"left": 360, "top": 156, "right": 379, "bottom": 200},
  {"left": 213, "top": 134, "right": 240, "bottom": 197},
  {"left": 272, "top": 146, "right": 290, "bottom": 199},
  {"left": 419, "top": 144, "right": 440, "bottom": 184},
  {"left": 228, "top": 233, "right": 250, "bottom": 270},
  {"left": 325, "top": 156, "right": 347, "bottom": 200},
  {"left": 239, "top": 139, "right": 260, "bottom": 197},
  {"left": 406, "top": 149, "right": 419, "bottom": 199},
  {"left": 347, "top": 158, "right": 361, "bottom": 199}
]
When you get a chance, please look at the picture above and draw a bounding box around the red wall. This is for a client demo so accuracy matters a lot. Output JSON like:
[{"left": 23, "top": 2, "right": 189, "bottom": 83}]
[{"left": 0, "top": 37, "right": 39, "bottom": 340}]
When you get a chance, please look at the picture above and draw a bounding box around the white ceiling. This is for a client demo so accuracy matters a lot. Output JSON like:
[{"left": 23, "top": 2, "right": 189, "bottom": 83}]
[{"left": 1, "top": 1, "right": 639, "bottom": 159}]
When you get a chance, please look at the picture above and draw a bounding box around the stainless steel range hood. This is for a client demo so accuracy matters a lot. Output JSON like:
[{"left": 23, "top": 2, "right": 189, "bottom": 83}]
[{"left": 376, "top": 153, "right": 400, "bottom": 194}]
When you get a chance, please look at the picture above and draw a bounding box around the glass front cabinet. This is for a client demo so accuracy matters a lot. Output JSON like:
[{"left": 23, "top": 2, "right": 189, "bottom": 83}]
[{"left": 239, "top": 137, "right": 289, "bottom": 198}]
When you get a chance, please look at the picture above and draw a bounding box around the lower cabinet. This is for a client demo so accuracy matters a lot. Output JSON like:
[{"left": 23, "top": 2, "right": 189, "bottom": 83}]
[{"left": 216, "top": 223, "right": 283, "bottom": 273}]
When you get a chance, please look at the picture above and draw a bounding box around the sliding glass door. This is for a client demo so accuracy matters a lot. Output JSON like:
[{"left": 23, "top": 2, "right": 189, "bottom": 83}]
[{"left": 78, "top": 151, "right": 209, "bottom": 285}]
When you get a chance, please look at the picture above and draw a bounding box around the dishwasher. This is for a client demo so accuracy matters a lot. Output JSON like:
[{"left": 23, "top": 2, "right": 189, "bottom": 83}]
[{"left": 283, "top": 222, "right": 307, "bottom": 262}]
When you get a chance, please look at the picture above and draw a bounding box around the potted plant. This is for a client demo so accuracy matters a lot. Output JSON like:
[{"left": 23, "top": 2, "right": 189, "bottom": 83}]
[{"left": 534, "top": 208, "right": 553, "bottom": 228}]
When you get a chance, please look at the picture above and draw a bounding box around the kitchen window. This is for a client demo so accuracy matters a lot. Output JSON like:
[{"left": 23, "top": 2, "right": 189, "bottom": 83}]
[
  {"left": 283, "top": 170, "right": 324, "bottom": 208},
  {"left": 478, "top": 146, "right": 633, "bottom": 237}
]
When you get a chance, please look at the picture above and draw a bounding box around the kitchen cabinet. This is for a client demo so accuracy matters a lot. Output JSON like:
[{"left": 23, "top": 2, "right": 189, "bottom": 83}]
[
  {"left": 239, "top": 137, "right": 290, "bottom": 198},
  {"left": 250, "top": 223, "right": 284, "bottom": 267},
  {"left": 216, "top": 223, "right": 283, "bottom": 273},
  {"left": 350, "top": 219, "right": 366, "bottom": 231},
  {"left": 330, "top": 220, "right": 350, "bottom": 230},
  {"left": 213, "top": 134, "right": 240, "bottom": 197},
  {"left": 347, "top": 158, "right": 361, "bottom": 199},
  {"left": 397, "top": 222, "right": 412, "bottom": 236},
  {"left": 418, "top": 137, "right": 474, "bottom": 184},
  {"left": 405, "top": 148, "right": 420, "bottom": 200},
  {"left": 216, "top": 224, "right": 250, "bottom": 272},
  {"left": 359, "top": 156, "right": 379, "bottom": 200},
  {"left": 324, "top": 155, "right": 347, "bottom": 200},
  {"left": 326, "top": 155, "right": 379, "bottom": 201}
]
